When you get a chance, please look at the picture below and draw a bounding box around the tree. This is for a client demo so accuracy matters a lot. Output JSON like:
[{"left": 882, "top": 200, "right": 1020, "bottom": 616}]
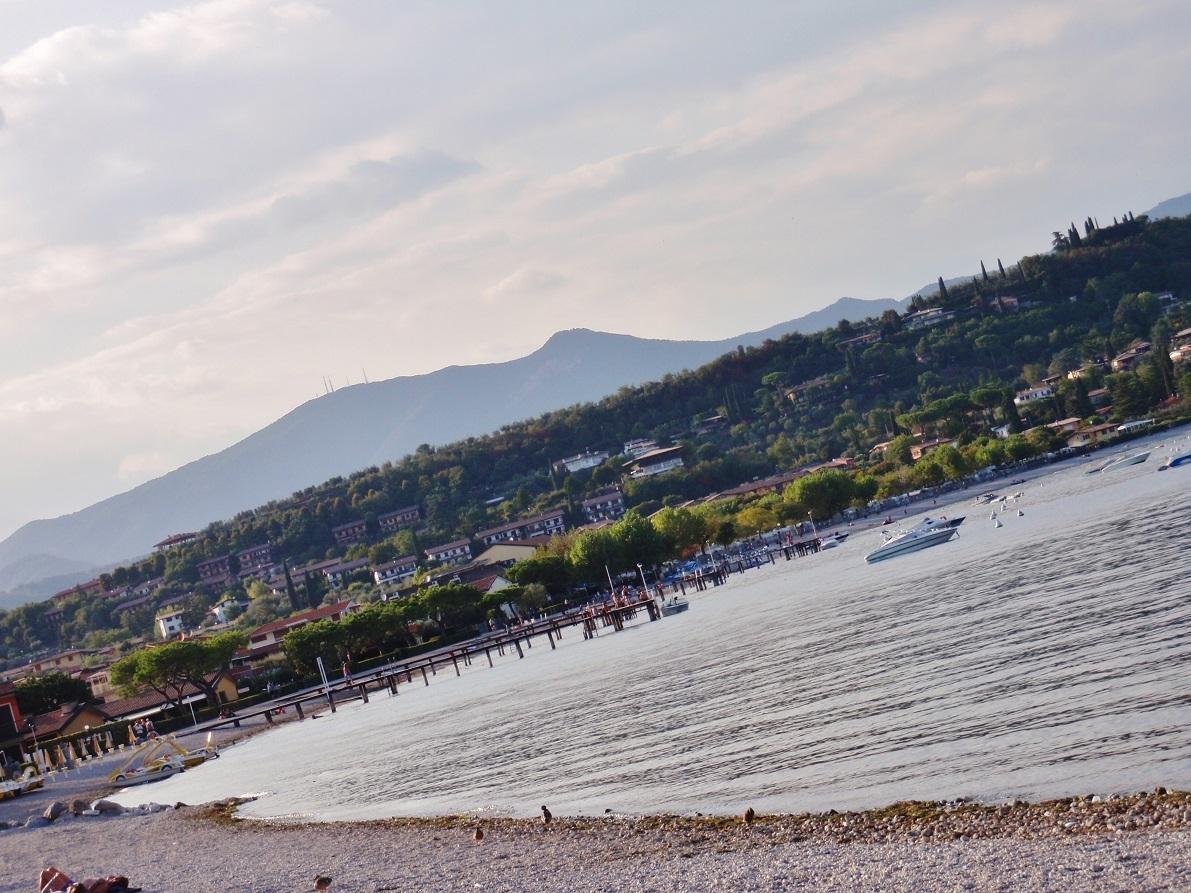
[
  {"left": 651, "top": 506, "right": 711, "bottom": 556},
  {"left": 507, "top": 555, "right": 572, "bottom": 594},
  {"left": 109, "top": 631, "right": 247, "bottom": 714},
  {"left": 15, "top": 672, "right": 93, "bottom": 716},
  {"left": 281, "top": 620, "right": 346, "bottom": 676},
  {"left": 609, "top": 510, "right": 668, "bottom": 570},
  {"left": 784, "top": 470, "right": 856, "bottom": 520}
]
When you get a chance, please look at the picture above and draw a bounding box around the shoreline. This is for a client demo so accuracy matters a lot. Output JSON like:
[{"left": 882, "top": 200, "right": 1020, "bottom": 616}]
[
  {"left": 219, "top": 787, "right": 1191, "bottom": 842},
  {"left": 2, "top": 790, "right": 1187, "bottom": 893}
]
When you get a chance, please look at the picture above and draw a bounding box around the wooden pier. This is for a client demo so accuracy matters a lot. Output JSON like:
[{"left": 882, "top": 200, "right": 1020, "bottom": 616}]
[{"left": 202, "top": 597, "right": 664, "bottom": 731}]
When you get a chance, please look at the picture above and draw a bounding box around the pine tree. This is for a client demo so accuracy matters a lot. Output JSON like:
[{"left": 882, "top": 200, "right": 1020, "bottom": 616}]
[
  {"left": 997, "top": 258, "right": 1006, "bottom": 278},
  {"left": 937, "top": 276, "right": 950, "bottom": 302},
  {"left": 981, "top": 260, "right": 990, "bottom": 282}
]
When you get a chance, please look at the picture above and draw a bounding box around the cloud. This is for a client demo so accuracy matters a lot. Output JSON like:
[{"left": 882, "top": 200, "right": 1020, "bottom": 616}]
[
  {"left": 1, "top": 0, "right": 1190, "bottom": 538},
  {"left": 485, "top": 267, "right": 569, "bottom": 303}
]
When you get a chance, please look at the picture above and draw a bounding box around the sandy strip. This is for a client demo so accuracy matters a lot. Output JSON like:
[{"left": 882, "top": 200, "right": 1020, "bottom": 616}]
[{"left": 2, "top": 795, "right": 1188, "bottom": 893}]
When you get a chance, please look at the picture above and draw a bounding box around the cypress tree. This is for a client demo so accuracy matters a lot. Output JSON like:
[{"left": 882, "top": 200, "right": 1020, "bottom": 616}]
[
  {"left": 283, "top": 559, "right": 300, "bottom": 612},
  {"left": 981, "top": 261, "right": 990, "bottom": 282},
  {"left": 937, "top": 276, "right": 950, "bottom": 302},
  {"left": 997, "top": 258, "right": 1006, "bottom": 278}
]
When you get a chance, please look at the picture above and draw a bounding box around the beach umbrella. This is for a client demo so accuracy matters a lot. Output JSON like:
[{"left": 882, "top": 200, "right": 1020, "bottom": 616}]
[
  {"left": 54, "top": 744, "right": 67, "bottom": 768},
  {"left": 105, "top": 730, "right": 115, "bottom": 752},
  {"left": 127, "top": 724, "right": 136, "bottom": 745}
]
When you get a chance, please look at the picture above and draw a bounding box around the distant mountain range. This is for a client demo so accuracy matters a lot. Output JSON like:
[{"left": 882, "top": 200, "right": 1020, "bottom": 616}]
[
  {"left": 0, "top": 295, "right": 904, "bottom": 607},
  {"left": 1147, "top": 192, "right": 1191, "bottom": 220}
]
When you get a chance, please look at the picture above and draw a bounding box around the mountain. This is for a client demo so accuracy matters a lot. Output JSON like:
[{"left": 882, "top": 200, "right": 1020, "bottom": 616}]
[
  {"left": 1146, "top": 192, "right": 1191, "bottom": 220},
  {"left": 0, "top": 296, "right": 904, "bottom": 602}
]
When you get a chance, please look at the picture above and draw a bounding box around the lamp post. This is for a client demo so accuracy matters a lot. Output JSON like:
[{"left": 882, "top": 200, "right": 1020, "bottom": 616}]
[
  {"left": 807, "top": 511, "right": 818, "bottom": 538},
  {"left": 637, "top": 562, "right": 649, "bottom": 591}
]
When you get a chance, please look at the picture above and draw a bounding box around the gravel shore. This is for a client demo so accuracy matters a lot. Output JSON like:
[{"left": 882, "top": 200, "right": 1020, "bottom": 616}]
[{"left": 2, "top": 791, "right": 1187, "bottom": 892}]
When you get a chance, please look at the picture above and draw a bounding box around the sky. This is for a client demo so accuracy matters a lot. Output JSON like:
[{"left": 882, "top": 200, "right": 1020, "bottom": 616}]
[{"left": 0, "top": 0, "right": 1189, "bottom": 541}]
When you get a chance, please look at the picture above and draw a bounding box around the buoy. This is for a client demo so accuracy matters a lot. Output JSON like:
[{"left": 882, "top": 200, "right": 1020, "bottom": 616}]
[
  {"left": 1017, "top": 510, "right": 1024, "bottom": 517},
  {"left": 990, "top": 511, "right": 997, "bottom": 520},
  {"left": 994, "top": 519, "right": 1003, "bottom": 528}
]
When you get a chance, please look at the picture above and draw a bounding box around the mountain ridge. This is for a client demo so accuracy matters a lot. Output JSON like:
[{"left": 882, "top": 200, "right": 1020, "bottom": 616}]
[{"left": 0, "top": 295, "right": 904, "bottom": 605}]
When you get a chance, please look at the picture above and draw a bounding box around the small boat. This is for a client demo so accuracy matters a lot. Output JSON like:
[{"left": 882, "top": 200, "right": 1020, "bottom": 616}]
[
  {"left": 1158, "top": 451, "right": 1191, "bottom": 470},
  {"left": 660, "top": 598, "right": 689, "bottom": 616},
  {"left": 111, "top": 755, "right": 185, "bottom": 787},
  {"left": 818, "top": 532, "right": 849, "bottom": 549},
  {"left": 972, "top": 492, "right": 999, "bottom": 505},
  {"left": 865, "top": 516, "right": 964, "bottom": 564},
  {"left": 0, "top": 766, "right": 43, "bottom": 800},
  {"left": 1088, "top": 450, "right": 1151, "bottom": 473},
  {"left": 1009, "top": 478, "right": 1026, "bottom": 485}
]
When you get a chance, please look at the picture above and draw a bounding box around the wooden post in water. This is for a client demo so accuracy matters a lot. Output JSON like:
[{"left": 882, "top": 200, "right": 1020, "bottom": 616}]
[
  {"left": 421, "top": 666, "right": 429, "bottom": 686},
  {"left": 295, "top": 702, "right": 305, "bottom": 720},
  {"left": 451, "top": 653, "right": 461, "bottom": 676},
  {"left": 514, "top": 638, "right": 524, "bottom": 659},
  {"left": 328, "top": 691, "right": 337, "bottom": 713},
  {"left": 359, "top": 684, "right": 369, "bottom": 704},
  {"left": 485, "top": 647, "right": 493, "bottom": 667},
  {"left": 546, "top": 628, "right": 556, "bottom": 649}
]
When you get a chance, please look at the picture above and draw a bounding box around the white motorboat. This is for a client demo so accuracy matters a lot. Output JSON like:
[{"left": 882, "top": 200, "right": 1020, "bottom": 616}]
[
  {"left": 864, "top": 516, "right": 964, "bottom": 564},
  {"left": 818, "top": 532, "right": 849, "bottom": 549},
  {"left": 1087, "top": 450, "right": 1151, "bottom": 473}
]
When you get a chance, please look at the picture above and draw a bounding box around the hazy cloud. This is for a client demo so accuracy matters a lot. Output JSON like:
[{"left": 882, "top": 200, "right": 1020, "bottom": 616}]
[{"left": 0, "top": 0, "right": 1189, "bottom": 538}]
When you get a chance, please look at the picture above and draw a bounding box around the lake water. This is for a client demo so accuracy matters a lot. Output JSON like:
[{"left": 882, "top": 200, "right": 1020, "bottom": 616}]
[{"left": 117, "top": 432, "right": 1191, "bottom": 821}]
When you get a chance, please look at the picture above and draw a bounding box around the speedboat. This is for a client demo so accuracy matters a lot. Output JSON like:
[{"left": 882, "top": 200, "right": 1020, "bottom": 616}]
[
  {"left": 1158, "top": 451, "right": 1191, "bottom": 470},
  {"left": 660, "top": 597, "right": 689, "bottom": 616},
  {"left": 818, "top": 532, "right": 849, "bottom": 549},
  {"left": 864, "top": 516, "right": 964, "bottom": 564},
  {"left": 972, "top": 492, "right": 999, "bottom": 505},
  {"left": 1087, "top": 450, "right": 1151, "bottom": 473}
]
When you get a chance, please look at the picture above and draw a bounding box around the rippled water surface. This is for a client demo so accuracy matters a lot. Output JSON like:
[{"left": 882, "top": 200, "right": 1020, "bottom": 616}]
[{"left": 119, "top": 435, "right": 1191, "bottom": 820}]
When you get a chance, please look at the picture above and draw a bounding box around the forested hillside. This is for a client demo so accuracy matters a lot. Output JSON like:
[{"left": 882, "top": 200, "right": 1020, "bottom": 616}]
[{"left": 3, "top": 213, "right": 1190, "bottom": 660}]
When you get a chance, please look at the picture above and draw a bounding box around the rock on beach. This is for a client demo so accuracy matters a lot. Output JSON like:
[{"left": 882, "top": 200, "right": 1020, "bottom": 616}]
[{"left": 0, "top": 791, "right": 1186, "bottom": 892}]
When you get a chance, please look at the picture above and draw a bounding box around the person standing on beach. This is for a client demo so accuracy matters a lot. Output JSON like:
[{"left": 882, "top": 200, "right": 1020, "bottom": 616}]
[{"left": 341, "top": 653, "right": 353, "bottom": 685}]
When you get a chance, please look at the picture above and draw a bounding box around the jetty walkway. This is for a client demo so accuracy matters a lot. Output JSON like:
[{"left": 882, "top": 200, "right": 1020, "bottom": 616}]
[{"left": 198, "top": 537, "right": 823, "bottom": 733}]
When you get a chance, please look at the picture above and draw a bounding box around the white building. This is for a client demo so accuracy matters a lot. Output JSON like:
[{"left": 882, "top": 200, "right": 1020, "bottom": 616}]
[
  {"left": 373, "top": 556, "right": 419, "bottom": 587},
  {"left": 156, "top": 607, "right": 187, "bottom": 638},
  {"left": 623, "top": 438, "right": 659, "bottom": 458},
  {"left": 553, "top": 450, "right": 610, "bottom": 474},
  {"left": 1013, "top": 385, "right": 1055, "bottom": 406},
  {"left": 625, "top": 446, "right": 685, "bottom": 478}
]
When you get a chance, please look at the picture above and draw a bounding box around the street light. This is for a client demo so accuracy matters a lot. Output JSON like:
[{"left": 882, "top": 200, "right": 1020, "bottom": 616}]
[
  {"left": 636, "top": 562, "right": 649, "bottom": 591},
  {"left": 807, "top": 511, "right": 818, "bottom": 538}
]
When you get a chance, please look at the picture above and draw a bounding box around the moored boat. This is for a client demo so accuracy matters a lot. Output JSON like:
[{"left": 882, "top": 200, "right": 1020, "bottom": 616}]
[
  {"left": 864, "top": 516, "right": 963, "bottom": 564},
  {"left": 1088, "top": 450, "right": 1151, "bottom": 473},
  {"left": 660, "top": 597, "right": 689, "bottom": 616}
]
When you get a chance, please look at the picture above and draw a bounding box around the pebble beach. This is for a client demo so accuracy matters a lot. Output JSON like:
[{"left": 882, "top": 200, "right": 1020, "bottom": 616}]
[{"left": 2, "top": 790, "right": 1188, "bottom": 892}]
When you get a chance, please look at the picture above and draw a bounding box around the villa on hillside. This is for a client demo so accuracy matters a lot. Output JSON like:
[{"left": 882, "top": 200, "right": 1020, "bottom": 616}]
[
  {"left": 552, "top": 450, "right": 610, "bottom": 474},
  {"left": 378, "top": 506, "right": 421, "bottom": 533},
  {"left": 582, "top": 489, "right": 625, "bottom": 523},
  {"left": 153, "top": 532, "right": 198, "bottom": 552},
  {"left": 1014, "top": 385, "right": 1055, "bottom": 406},
  {"left": 332, "top": 519, "right": 368, "bottom": 546},
  {"left": 425, "top": 540, "right": 473, "bottom": 566},
  {"left": 625, "top": 446, "right": 685, "bottom": 478},
  {"left": 240, "top": 601, "right": 360, "bottom": 662},
  {"left": 1111, "top": 341, "right": 1151, "bottom": 372},
  {"left": 373, "top": 555, "right": 419, "bottom": 587},
  {"left": 475, "top": 509, "right": 567, "bottom": 546}
]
